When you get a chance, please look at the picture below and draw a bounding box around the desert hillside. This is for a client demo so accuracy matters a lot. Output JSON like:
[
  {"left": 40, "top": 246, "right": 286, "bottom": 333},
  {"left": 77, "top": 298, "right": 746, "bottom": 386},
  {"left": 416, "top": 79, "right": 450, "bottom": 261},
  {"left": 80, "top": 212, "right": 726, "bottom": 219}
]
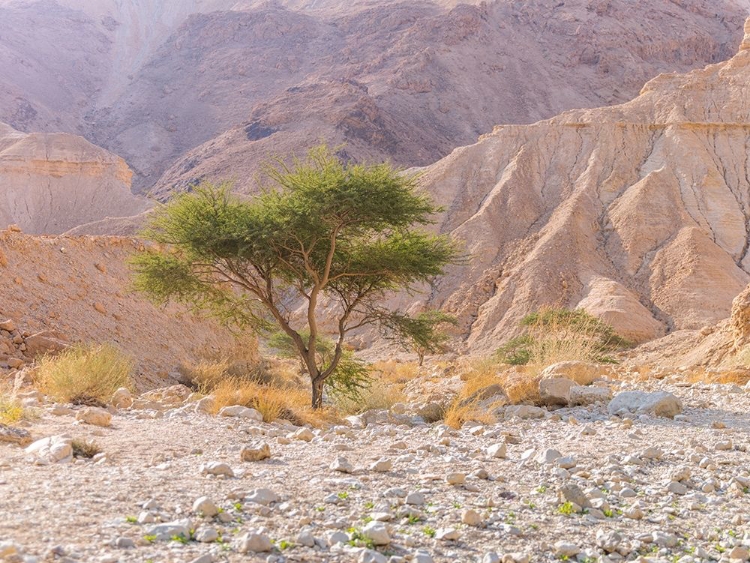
[
  {"left": 0, "top": 229, "right": 230, "bottom": 383},
  {"left": 0, "top": 122, "right": 151, "bottom": 234},
  {"left": 405, "top": 20, "right": 750, "bottom": 351},
  {"left": 0, "top": 0, "right": 747, "bottom": 194}
]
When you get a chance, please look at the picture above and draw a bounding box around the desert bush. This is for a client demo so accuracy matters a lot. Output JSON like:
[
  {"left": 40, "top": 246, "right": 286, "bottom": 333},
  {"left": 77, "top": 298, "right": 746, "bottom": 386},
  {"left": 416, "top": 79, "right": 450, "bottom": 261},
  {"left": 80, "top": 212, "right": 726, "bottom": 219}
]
[
  {"left": 0, "top": 390, "right": 22, "bottom": 424},
  {"left": 496, "top": 308, "right": 630, "bottom": 367},
  {"left": 334, "top": 378, "right": 406, "bottom": 415},
  {"left": 71, "top": 438, "right": 102, "bottom": 459},
  {"left": 36, "top": 343, "right": 134, "bottom": 405}
]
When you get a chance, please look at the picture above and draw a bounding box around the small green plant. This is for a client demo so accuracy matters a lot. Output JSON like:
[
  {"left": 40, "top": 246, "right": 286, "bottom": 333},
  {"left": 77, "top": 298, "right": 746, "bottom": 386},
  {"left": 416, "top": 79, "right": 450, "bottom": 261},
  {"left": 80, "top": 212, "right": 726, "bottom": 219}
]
[
  {"left": 505, "top": 512, "right": 516, "bottom": 524},
  {"left": 143, "top": 535, "right": 157, "bottom": 543},
  {"left": 125, "top": 516, "right": 137, "bottom": 524},
  {"left": 558, "top": 502, "right": 576, "bottom": 516},
  {"left": 347, "top": 528, "right": 375, "bottom": 549},
  {"left": 171, "top": 534, "right": 190, "bottom": 545},
  {"left": 407, "top": 515, "right": 421, "bottom": 525},
  {"left": 453, "top": 502, "right": 462, "bottom": 509},
  {"left": 233, "top": 502, "right": 242, "bottom": 511},
  {"left": 364, "top": 501, "right": 375, "bottom": 509},
  {"left": 603, "top": 509, "right": 614, "bottom": 518},
  {"left": 422, "top": 526, "right": 436, "bottom": 538},
  {"left": 277, "top": 539, "right": 292, "bottom": 550},
  {"left": 315, "top": 506, "right": 326, "bottom": 512},
  {"left": 559, "top": 555, "right": 570, "bottom": 561},
  {"left": 362, "top": 516, "right": 373, "bottom": 524},
  {"left": 337, "top": 491, "right": 349, "bottom": 501},
  {"left": 535, "top": 485, "right": 547, "bottom": 494}
]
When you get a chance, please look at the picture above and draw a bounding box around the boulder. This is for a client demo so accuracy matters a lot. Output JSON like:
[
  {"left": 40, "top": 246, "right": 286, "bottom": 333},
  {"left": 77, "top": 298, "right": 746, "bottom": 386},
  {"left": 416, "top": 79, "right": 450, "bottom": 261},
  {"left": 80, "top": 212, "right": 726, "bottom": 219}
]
[
  {"left": 23, "top": 332, "right": 68, "bottom": 358},
  {"left": 0, "top": 423, "right": 32, "bottom": 446},
  {"left": 607, "top": 391, "right": 683, "bottom": 418},
  {"left": 538, "top": 378, "right": 575, "bottom": 406},
  {"left": 76, "top": 406, "right": 112, "bottom": 427},
  {"left": 240, "top": 443, "right": 271, "bottom": 462},
  {"left": 111, "top": 387, "right": 133, "bottom": 409},
  {"left": 570, "top": 385, "right": 612, "bottom": 405},
  {"left": 25, "top": 435, "right": 73, "bottom": 464},
  {"left": 218, "top": 405, "right": 263, "bottom": 421}
]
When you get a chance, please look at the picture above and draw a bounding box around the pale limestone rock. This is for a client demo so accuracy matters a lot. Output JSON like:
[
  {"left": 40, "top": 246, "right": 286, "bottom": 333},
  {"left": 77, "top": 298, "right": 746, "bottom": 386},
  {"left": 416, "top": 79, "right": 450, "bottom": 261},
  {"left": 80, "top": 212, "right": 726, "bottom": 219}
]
[
  {"left": 76, "top": 406, "right": 112, "bottom": 427},
  {"left": 607, "top": 391, "right": 683, "bottom": 418}
]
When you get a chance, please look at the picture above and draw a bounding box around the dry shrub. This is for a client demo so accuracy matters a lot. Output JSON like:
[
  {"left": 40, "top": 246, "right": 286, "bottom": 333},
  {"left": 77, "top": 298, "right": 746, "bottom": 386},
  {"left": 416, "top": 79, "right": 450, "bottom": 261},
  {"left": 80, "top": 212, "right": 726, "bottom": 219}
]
[
  {"left": 443, "top": 397, "right": 495, "bottom": 430},
  {"left": 442, "top": 359, "right": 505, "bottom": 429},
  {"left": 36, "top": 343, "right": 134, "bottom": 405},
  {"left": 335, "top": 379, "right": 406, "bottom": 415},
  {"left": 370, "top": 361, "right": 419, "bottom": 387},
  {"left": 0, "top": 246, "right": 7, "bottom": 267},
  {"left": 71, "top": 439, "right": 102, "bottom": 459},
  {"left": 0, "top": 389, "right": 23, "bottom": 424}
]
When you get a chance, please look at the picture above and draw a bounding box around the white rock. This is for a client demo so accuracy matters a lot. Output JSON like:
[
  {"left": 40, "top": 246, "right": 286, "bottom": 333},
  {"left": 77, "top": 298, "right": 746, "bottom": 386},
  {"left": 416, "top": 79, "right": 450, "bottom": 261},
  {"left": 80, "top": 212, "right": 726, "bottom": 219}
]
[
  {"left": 540, "top": 361, "right": 602, "bottom": 385},
  {"left": 246, "top": 488, "right": 280, "bottom": 505},
  {"left": 539, "top": 377, "right": 575, "bottom": 406},
  {"left": 192, "top": 496, "right": 218, "bottom": 517},
  {"left": 369, "top": 458, "right": 393, "bottom": 472},
  {"left": 331, "top": 456, "right": 354, "bottom": 473},
  {"left": 486, "top": 443, "right": 507, "bottom": 459},
  {"left": 218, "top": 405, "right": 263, "bottom": 421},
  {"left": 554, "top": 542, "right": 580, "bottom": 557},
  {"left": 292, "top": 428, "right": 314, "bottom": 441},
  {"left": 405, "top": 492, "right": 426, "bottom": 505},
  {"left": 504, "top": 405, "right": 546, "bottom": 419},
  {"left": 237, "top": 531, "right": 273, "bottom": 553},
  {"left": 446, "top": 472, "right": 465, "bottom": 485},
  {"left": 194, "top": 526, "right": 219, "bottom": 543},
  {"left": 570, "top": 385, "right": 612, "bottom": 405},
  {"left": 363, "top": 521, "right": 391, "bottom": 545},
  {"left": 25, "top": 435, "right": 73, "bottom": 464},
  {"left": 537, "top": 448, "right": 562, "bottom": 464},
  {"left": 147, "top": 519, "right": 192, "bottom": 541},
  {"left": 359, "top": 549, "right": 388, "bottom": 563},
  {"left": 607, "top": 391, "right": 683, "bottom": 418},
  {"left": 436, "top": 528, "right": 460, "bottom": 541}
]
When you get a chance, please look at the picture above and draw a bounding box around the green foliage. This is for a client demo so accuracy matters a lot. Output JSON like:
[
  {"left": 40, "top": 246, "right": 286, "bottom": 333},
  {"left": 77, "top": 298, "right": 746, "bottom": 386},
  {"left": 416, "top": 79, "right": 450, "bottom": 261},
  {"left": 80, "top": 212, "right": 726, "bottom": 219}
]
[
  {"left": 133, "top": 146, "right": 460, "bottom": 407},
  {"left": 495, "top": 308, "right": 631, "bottom": 366},
  {"left": 385, "top": 310, "right": 458, "bottom": 365},
  {"left": 422, "top": 526, "right": 436, "bottom": 538},
  {"left": 268, "top": 329, "right": 371, "bottom": 403},
  {"left": 495, "top": 335, "right": 534, "bottom": 366},
  {"left": 558, "top": 502, "right": 576, "bottom": 515}
]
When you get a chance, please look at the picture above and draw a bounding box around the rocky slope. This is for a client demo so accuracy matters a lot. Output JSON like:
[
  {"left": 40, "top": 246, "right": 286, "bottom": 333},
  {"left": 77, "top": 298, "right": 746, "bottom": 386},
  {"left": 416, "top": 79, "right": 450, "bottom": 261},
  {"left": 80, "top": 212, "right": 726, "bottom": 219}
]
[
  {"left": 0, "top": 122, "right": 151, "bottom": 234},
  {"left": 0, "top": 228, "right": 230, "bottom": 383},
  {"left": 0, "top": 0, "right": 747, "bottom": 195},
  {"left": 407, "top": 19, "right": 750, "bottom": 352}
]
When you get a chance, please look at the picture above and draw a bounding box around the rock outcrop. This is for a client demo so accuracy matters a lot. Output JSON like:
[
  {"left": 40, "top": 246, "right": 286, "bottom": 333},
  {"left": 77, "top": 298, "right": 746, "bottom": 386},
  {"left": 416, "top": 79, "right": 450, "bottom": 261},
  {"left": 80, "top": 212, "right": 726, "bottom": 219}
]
[
  {"left": 0, "top": 122, "right": 151, "bottom": 234},
  {"left": 408, "top": 20, "right": 750, "bottom": 352}
]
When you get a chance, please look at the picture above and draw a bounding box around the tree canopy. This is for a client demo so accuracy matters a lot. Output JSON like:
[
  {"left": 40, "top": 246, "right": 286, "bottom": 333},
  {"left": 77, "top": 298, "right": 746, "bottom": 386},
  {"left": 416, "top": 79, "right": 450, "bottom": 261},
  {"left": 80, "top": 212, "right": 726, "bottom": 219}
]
[{"left": 132, "top": 146, "right": 461, "bottom": 407}]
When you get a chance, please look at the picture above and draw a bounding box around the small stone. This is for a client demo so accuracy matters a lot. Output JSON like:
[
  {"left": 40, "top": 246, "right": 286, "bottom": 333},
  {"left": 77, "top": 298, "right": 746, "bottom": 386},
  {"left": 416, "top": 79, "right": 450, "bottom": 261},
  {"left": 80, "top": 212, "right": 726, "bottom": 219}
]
[
  {"left": 483, "top": 554, "right": 501, "bottom": 563},
  {"left": 554, "top": 542, "right": 579, "bottom": 557},
  {"left": 292, "top": 428, "right": 314, "bottom": 441},
  {"left": 331, "top": 456, "right": 354, "bottom": 473},
  {"left": 296, "top": 530, "right": 315, "bottom": 547},
  {"left": 446, "top": 472, "right": 465, "bottom": 485},
  {"left": 111, "top": 388, "right": 133, "bottom": 409},
  {"left": 0, "top": 423, "right": 32, "bottom": 446},
  {"left": 486, "top": 443, "right": 507, "bottom": 459},
  {"left": 201, "top": 462, "right": 234, "bottom": 477},
  {"left": 195, "top": 526, "right": 219, "bottom": 543},
  {"left": 607, "top": 391, "right": 682, "bottom": 418},
  {"left": 76, "top": 407, "right": 112, "bottom": 427},
  {"left": 728, "top": 546, "right": 749, "bottom": 560},
  {"left": 240, "top": 443, "right": 271, "bottom": 462},
  {"left": 146, "top": 519, "right": 191, "bottom": 541},
  {"left": 461, "top": 509, "right": 483, "bottom": 526},
  {"left": 359, "top": 549, "right": 388, "bottom": 563},
  {"left": 556, "top": 456, "right": 577, "bottom": 469},
  {"left": 436, "top": 528, "right": 460, "bottom": 541},
  {"left": 537, "top": 448, "right": 562, "bottom": 464},
  {"left": 246, "top": 488, "right": 280, "bottom": 505},
  {"left": 715, "top": 440, "right": 733, "bottom": 451},
  {"left": 218, "top": 405, "right": 263, "bottom": 421},
  {"left": 405, "top": 492, "right": 426, "bottom": 505},
  {"left": 363, "top": 521, "right": 391, "bottom": 545},
  {"left": 192, "top": 496, "right": 218, "bottom": 517},
  {"left": 369, "top": 458, "right": 393, "bottom": 472},
  {"left": 25, "top": 435, "right": 73, "bottom": 463},
  {"left": 0, "top": 319, "right": 16, "bottom": 332},
  {"left": 237, "top": 531, "right": 273, "bottom": 553},
  {"left": 667, "top": 481, "right": 688, "bottom": 495},
  {"left": 113, "top": 537, "right": 135, "bottom": 549},
  {"left": 189, "top": 555, "right": 215, "bottom": 563},
  {"left": 558, "top": 483, "right": 590, "bottom": 508}
]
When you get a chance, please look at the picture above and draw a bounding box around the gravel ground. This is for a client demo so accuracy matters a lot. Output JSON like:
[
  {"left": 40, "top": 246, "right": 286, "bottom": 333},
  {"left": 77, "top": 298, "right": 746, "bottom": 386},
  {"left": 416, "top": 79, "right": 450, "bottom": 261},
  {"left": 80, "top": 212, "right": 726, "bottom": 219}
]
[{"left": 1, "top": 378, "right": 749, "bottom": 563}]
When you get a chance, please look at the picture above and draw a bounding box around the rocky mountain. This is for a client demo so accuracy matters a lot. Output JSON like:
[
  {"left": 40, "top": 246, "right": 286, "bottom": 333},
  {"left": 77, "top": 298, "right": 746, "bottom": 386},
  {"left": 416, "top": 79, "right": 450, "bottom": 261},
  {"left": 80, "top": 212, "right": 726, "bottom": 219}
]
[
  {"left": 404, "top": 18, "right": 750, "bottom": 352},
  {"left": 0, "top": 122, "right": 150, "bottom": 234},
  {"left": 0, "top": 0, "right": 748, "bottom": 198}
]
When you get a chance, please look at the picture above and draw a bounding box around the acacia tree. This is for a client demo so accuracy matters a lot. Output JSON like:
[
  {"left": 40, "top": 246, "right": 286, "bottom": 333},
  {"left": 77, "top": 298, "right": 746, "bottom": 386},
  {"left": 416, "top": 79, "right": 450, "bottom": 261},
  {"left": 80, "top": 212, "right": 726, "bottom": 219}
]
[
  {"left": 387, "top": 310, "right": 458, "bottom": 366},
  {"left": 132, "top": 147, "right": 460, "bottom": 408}
]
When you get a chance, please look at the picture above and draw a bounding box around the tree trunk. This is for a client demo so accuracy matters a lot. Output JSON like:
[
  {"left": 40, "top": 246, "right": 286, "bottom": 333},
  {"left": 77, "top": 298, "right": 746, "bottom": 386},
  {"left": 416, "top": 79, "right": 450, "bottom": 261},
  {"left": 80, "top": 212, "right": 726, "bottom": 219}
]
[
  {"left": 418, "top": 352, "right": 425, "bottom": 367},
  {"left": 311, "top": 376, "right": 325, "bottom": 409}
]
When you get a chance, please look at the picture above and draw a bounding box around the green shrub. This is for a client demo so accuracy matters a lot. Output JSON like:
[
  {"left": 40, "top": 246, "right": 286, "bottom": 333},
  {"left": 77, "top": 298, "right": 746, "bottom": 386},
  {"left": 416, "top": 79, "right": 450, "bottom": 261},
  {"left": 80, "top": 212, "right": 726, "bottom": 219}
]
[{"left": 496, "top": 308, "right": 631, "bottom": 366}]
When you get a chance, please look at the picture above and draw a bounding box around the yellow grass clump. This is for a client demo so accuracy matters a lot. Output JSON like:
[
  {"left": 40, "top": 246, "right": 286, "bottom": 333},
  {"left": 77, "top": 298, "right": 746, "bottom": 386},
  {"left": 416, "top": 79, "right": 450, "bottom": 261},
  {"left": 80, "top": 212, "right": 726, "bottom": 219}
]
[
  {"left": 0, "top": 390, "right": 23, "bottom": 424},
  {"left": 35, "top": 343, "right": 134, "bottom": 405}
]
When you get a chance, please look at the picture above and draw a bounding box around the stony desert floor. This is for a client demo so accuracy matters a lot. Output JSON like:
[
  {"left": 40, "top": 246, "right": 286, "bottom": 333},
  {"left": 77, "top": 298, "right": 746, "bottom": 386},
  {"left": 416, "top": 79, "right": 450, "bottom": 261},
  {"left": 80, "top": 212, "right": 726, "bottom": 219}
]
[{"left": 1, "top": 377, "right": 750, "bottom": 563}]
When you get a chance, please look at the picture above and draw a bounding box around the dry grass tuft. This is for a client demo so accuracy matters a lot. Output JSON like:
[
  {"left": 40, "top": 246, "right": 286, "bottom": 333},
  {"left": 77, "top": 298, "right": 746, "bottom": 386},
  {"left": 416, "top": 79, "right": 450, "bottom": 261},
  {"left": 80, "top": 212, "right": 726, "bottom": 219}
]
[
  {"left": 71, "top": 438, "right": 102, "bottom": 459},
  {"left": 443, "top": 397, "right": 495, "bottom": 430},
  {"left": 35, "top": 343, "right": 134, "bottom": 405},
  {"left": 334, "top": 379, "right": 407, "bottom": 415},
  {"left": 0, "top": 390, "right": 23, "bottom": 424}
]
